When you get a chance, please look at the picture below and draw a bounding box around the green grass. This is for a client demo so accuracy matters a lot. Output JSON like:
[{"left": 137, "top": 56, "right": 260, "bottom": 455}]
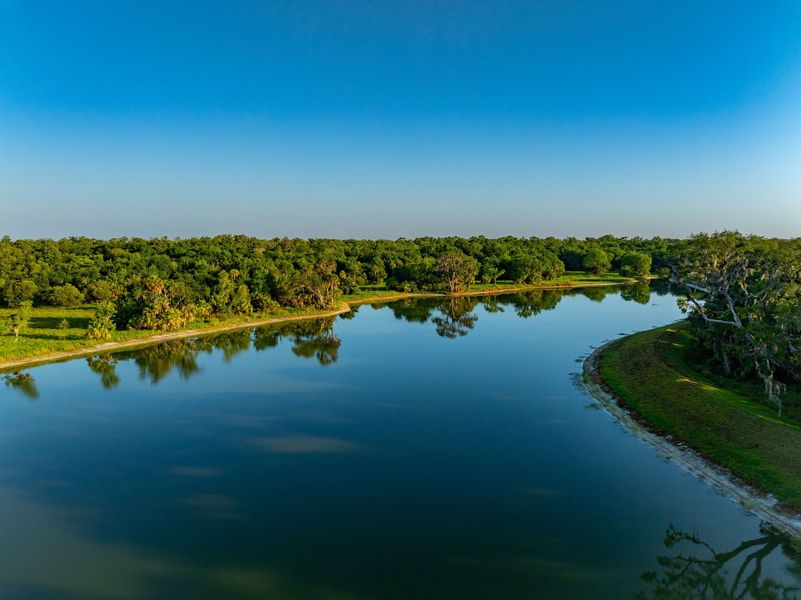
[
  {"left": 462, "top": 272, "right": 635, "bottom": 291},
  {"left": 599, "top": 322, "right": 801, "bottom": 510},
  {"left": 341, "top": 286, "right": 409, "bottom": 302},
  {"left": 472, "top": 271, "right": 637, "bottom": 288},
  {"left": 542, "top": 271, "right": 635, "bottom": 285}
]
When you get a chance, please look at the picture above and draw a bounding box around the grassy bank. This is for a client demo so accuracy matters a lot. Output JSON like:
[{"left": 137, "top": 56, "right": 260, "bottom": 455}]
[
  {"left": 598, "top": 322, "right": 801, "bottom": 511},
  {"left": 342, "top": 272, "right": 635, "bottom": 302},
  {"left": 0, "top": 304, "right": 341, "bottom": 367},
  {"left": 0, "top": 271, "right": 634, "bottom": 369}
]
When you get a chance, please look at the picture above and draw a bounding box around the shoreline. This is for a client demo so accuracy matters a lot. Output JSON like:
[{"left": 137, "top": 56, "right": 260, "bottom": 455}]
[
  {"left": 583, "top": 338, "right": 801, "bottom": 540},
  {"left": 0, "top": 279, "right": 636, "bottom": 373}
]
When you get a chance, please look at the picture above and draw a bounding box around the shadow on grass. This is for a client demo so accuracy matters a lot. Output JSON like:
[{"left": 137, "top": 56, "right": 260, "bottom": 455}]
[
  {"left": 19, "top": 332, "right": 85, "bottom": 342},
  {"left": 571, "top": 277, "right": 629, "bottom": 283},
  {"left": 30, "top": 316, "right": 90, "bottom": 330}
]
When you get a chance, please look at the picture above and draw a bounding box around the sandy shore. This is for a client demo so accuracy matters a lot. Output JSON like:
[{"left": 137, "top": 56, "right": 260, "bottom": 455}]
[{"left": 583, "top": 339, "right": 801, "bottom": 539}]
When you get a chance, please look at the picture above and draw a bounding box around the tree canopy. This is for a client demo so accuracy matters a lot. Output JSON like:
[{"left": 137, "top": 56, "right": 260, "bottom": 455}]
[
  {"left": 671, "top": 232, "right": 801, "bottom": 414},
  {"left": 0, "top": 234, "right": 678, "bottom": 317}
]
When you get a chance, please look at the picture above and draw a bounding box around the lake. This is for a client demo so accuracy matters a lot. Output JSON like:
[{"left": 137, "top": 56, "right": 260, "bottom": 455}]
[{"left": 1, "top": 284, "right": 800, "bottom": 599}]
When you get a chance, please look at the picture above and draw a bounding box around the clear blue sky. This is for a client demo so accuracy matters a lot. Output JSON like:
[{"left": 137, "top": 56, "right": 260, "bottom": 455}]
[{"left": 2, "top": 1, "right": 800, "bottom": 239}]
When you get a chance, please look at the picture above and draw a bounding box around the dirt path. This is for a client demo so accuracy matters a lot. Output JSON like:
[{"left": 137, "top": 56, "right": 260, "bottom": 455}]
[
  {"left": 0, "top": 279, "right": 634, "bottom": 373},
  {"left": 583, "top": 340, "right": 801, "bottom": 540}
]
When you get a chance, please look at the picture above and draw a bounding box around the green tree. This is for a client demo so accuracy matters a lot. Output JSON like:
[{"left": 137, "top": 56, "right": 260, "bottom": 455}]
[
  {"left": 671, "top": 232, "right": 801, "bottom": 414},
  {"left": 8, "top": 300, "right": 33, "bottom": 342},
  {"left": 88, "top": 280, "right": 118, "bottom": 302},
  {"left": 50, "top": 284, "right": 85, "bottom": 306},
  {"left": 5, "top": 280, "right": 38, "bottom": 307},
  {"left": 295, "top": 261, "right": 342, "bottom": 309},
  {"left": 212, "top": 270, "right": 238, "bottom": 314},
  {"left": 116, "top": 275, "right": 196, "bottom": 331},
  {"left": 435, "top": 251, "right": 479, "bottom": 293},
  {"left": 230, "top": 283, "right": 253, "bottom": 315},
  {"left": 479, "top": 256, "right": 504, "bottom": 284},
  {"left": 620, "top": 252, "right": 652, "bottom": 277},
  {"left": 582, "top": 247, "right": 612, "bottom": 274}
]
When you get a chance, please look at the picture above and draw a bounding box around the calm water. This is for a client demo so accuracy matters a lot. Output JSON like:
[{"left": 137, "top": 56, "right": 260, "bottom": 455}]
[{"left": 1, "top": 284, "right": 800, "bottom": 599}]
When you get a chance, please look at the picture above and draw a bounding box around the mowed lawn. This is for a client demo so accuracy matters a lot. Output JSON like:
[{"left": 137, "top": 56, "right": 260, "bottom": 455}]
[
  {"left": 599, "top": 322, "right": 801, "bottom": 510},
  {"left": 0, "top": 305, "right": 165, "bottom": 361}
]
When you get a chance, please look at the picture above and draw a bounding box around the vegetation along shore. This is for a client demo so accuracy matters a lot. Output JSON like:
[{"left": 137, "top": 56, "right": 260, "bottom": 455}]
[
  {"left": 0, "top": 234, "right": 660, "bottom": 366},
  {"left": 1, "top": 272, "right": 633, "bottom": 371},
  {"left": 581, "top": 231, "right": 801, "bottom": 533},
  {"left": 585, "top": 324, "right": 801, "bottom": 537}
]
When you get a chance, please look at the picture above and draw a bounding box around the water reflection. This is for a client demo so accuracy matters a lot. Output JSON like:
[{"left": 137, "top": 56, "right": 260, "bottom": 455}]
[
  {"left": 87, "top": 318, "right": 342, "bottom": 390},
  {"left": 384, "top": 284, "right": 662, "bottom": 339},
  {"left": 85, "top": 355, "right": 121, "bottom": 389},
  {"left": 1, "top": 372, "right": 39, "bottom": 400},
  {"left": 432, "top": 297, "right": 479, "bottom": 339},
  {"left": 639, "top": 524, "right": 801, "bottom": 599},
  {"left": 3, "top": 284, "right": 672, "bottom": 396},
  {"left": 287, "top": 318, "right": 341, "bottom": 365},
  {"left": 0, "top": 318, "right": 345, "bottom": 398},
  {"left": 1, "top": 282, "right": 800, "bottom": 598},
  {"left": 620, "top": 281, "right": 653, "bottom": 305}
]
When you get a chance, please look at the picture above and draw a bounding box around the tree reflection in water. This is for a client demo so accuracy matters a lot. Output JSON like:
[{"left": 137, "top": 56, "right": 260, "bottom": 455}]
[
  {"left": 388, "top": 299, "right": 437, "bottom": 324},
  {"left": 13, "top": 285, "right": 660, "bottom": 393},
  {"left": 620, "top": 281, "right": 652, "bottom": 305},
  {"left": 481, "top": 297, "right": 505, "bottom": 314},
  {"left": 1, "top": 371, "right": 39, "bottom": 399},
  {"left": 287, "top": 318, "right": 341, "bottom": 365},
  {"left": 432, "top": 297, "right": 479, "bottom": 339},
  {"left": 76, "top": 318, "right": 343, "bottom": 390},
  {"left": 506, "top": 289, "right": 562, "bottom": 318},
  {"left": 86, "top": 355, "right": 120, "bottom": 389},
  {"left": 638, "top": 524, "right": 801, "bottom": 599},
  {"left": 579, "top": 285, "right": 609, "bottom": 303},
  {"left": 385, "top": 284, "right": 644, "bottom": 338},
  {"left": 129, "top": 339, "right": 204, "bottom": 384}
]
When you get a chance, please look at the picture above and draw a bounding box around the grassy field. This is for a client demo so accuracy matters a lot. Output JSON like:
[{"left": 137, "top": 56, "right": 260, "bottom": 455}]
[
  {"left": 0, "top": 271, "right": 635, "bottom": 365},
  {"left": 598, "top": 322, "right": 801, "bottom": 510}
]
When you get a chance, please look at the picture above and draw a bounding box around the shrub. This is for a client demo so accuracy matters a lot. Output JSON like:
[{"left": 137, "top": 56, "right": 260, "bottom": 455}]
[
  {"left": 50, "top": 284, "right": 85, "bottom": 306},
  {"left": 86, "top": 301, "right": 116, "bottom": 340}
]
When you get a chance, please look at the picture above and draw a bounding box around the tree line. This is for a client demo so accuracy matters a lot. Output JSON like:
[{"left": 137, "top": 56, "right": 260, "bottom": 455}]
[
  {"left": 0, "top": 235, "right": 665, "bottom": 334},
  {"left": 2, "top": 231, "right": 799, "bottom": 409}
]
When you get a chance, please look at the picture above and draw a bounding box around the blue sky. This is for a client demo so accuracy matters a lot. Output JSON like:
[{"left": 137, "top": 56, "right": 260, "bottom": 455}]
[{"left": 1, "top": 1, "right": 800, "bottom": 239}]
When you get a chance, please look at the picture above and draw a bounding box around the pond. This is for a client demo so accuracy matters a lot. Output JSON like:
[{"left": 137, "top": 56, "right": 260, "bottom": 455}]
[{"left": 1, "top": 283, "right": 800, "bottom": 599}]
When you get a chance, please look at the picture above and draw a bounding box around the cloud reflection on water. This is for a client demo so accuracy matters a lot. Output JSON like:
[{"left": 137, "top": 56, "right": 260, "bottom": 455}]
[{"left": 250, "top": 435, "right": 364, "bottom": 454}]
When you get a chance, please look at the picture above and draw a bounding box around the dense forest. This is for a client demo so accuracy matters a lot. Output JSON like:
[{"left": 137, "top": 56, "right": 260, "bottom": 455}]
[{"left": 0, "top": 235, "right": 668, "bottom": 328}]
